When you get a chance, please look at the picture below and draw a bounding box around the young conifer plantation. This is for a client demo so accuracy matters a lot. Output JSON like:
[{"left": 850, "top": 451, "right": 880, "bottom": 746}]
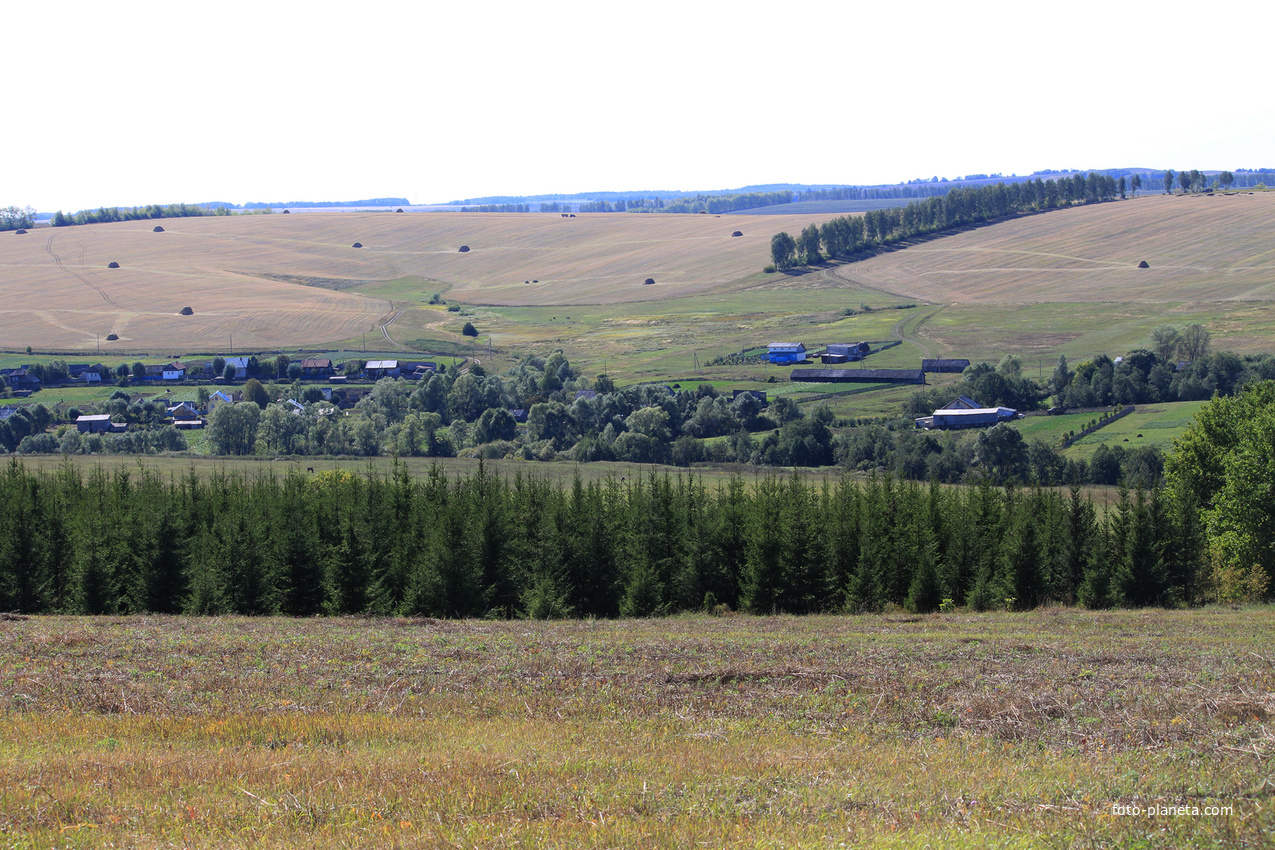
[{"left": 0, "top": 458, "right": 1205, "bottom": 618}]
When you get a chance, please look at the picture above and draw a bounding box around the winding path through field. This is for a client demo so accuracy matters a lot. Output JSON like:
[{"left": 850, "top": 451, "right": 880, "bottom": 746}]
[
  {"left": 890, "top": 308, "right": 938, "bottom": 360},
  {"left": 379, "top": 308, "right": 407, "bottom": 349}
]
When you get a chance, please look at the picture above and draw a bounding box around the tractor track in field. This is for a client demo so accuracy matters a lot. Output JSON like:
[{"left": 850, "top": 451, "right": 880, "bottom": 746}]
[
  {"left": 45, "top": 234, "right": 119, "bottom": 307},
  {"left": 379, "top": 308, "right": 409, "bottom": 349},
  {"left": 890, "top": 308, "right": 938, "bottom": 360}
]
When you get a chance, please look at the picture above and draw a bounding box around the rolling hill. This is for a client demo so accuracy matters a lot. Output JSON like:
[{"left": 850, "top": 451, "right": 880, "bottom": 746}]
[{"left": 0, "top": 193, "right": 1273, "bottom": 374}]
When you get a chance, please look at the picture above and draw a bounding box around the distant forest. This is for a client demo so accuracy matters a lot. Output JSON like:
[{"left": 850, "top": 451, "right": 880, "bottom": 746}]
[
  {"left": 49, "top": 198, "right": 412, "bottom": 226},
  {"left": 449, "top": 169, "right": 1275, "bottom": 214}
]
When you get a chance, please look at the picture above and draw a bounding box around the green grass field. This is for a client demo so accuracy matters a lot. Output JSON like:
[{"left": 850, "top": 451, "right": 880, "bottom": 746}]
[{"left": 1, "top": 610, "right": 1270, "bottom": 848}]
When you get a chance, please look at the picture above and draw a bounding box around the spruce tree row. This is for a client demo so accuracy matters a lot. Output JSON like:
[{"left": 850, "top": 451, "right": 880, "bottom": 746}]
[{"left": 0, "top": 459, "right": 1208, "bottom": 618}]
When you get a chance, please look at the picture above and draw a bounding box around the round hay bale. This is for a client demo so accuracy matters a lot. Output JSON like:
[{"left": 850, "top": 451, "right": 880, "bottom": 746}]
[
  {"left": 153, "top": 225, "right": 165, "bottom": 232},
  {"left": 107, "top": 261, "right": 120, "bottom": 269},
  {"left": 14, "top": 229, "right": 27, "bottom": 235},
  {"left": 525, "top": 280, "right": 530, "bottom": 284},
  {"left": 179, "top": 306, "right": 194, "bottom": 316},
  {"left": 282, "top": 209, "right": 290, "bottom": 214},
  {"left": 1137, "top": 260, "right": 1150, "bottom": 269},
  {"left": 532, "top": 279, "right": 538, "bottom": 283},
  {"left": 643, "top": 278, "right": 655, "bottom": 285},
  {"left": 458, "top": 245, "right": 470, "bottom": 252},
  {"left": 731, "top": 231, "right": 743, "bottom": 237},
  {"left": 352, "top": 242, "right": 363, "bottom": 248},
  {"left": 106, "top": 333, "right": 119, "bottom": 341}
]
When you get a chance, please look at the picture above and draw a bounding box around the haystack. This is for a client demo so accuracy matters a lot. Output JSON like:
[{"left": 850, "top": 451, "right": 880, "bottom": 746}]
[
  {"left": 396, "top": 208, "right": 404, "bottom": 213},
  {"left": 179, "top": 306, "right": 194, "bottom": 316},
  {"left": 153, "top": 225, "right": 165, "bottom": 232},
  {"left": 352, "top": 242, "right": 363, "bottom": 248},
  {"left": 731, "top": 231, "right": 743, "bottom": 237},
  {"left": 458, "top": 245, "right": 470, "bottom": 252},
  {"left": 107, "top": 261, "right": 120, "bottom": 269},
  {"left": 1138, "top": 260, "right": 1150, "bottom": 269},
  {"left": 106, "top": 333, "right": 119, "bottom": 341},
  {"left": 282, "top": 209, "right": 290, "bottom": 214},
  {"left": 643, "top": 278, "right": 655, "bottom": 285},
  {"left": 14, "top": 229, "right": 26, "bottom": 235}
]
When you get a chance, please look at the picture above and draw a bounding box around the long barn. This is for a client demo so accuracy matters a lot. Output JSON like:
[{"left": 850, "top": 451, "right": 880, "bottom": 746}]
[{"left": 790, "top": 368, "right": 925, "bottom": 384}]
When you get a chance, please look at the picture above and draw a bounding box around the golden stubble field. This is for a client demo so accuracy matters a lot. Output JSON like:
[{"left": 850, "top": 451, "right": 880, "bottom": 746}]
[
  {"left": 0, "top": 212, "right": 819, "bottom": 353},
  {"left": 1, "top": 610, "right": 1271, "bottom": 848},
  {"left": 5, "top": 194, "right": 1275, "bottom": 361},
  {"left": 832, "top": 192, "right": 1275, "bottom": 304}
]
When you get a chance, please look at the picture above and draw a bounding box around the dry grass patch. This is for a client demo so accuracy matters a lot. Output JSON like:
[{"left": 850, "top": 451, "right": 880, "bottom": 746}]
[{"left": 1, "top": 610, "right": 1271, "bottom": 847}]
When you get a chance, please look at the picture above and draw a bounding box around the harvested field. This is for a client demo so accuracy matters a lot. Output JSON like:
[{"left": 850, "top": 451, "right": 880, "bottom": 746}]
[
  {"left": 831, "top": 193, "right": 1275, "bottom": 304},
  {"left": 0, "top": 610, "right": 1269, "bottom": 848}
]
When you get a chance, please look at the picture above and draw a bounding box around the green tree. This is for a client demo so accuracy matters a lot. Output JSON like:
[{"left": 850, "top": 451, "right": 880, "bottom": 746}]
[
  {"left": 1220, "top": 170, "right": 1235, "bottom": 190},
  {"left": 1163, "top": 170, "right": 1175, "bottom": 194},
  {"left": 798, "top": 224, "right": 822, "bottom": 264},
  {"left": 206, "top": 403, "right": 260, "bottom": 455},
  {"left": 1180, "top": 323, "right": 1210, "bottom": 361},
  {"left": 243, "top": 378, "right": 270, "bottom": 409},
  {"left": 1150, "top": 324, "right": 1182, "bottom": 363},
  {"left": 462, "top": 322, "right": 478, "bottom": 337},
  {"left": 770, "top": 232, "right": 797, "bottom": 269}
]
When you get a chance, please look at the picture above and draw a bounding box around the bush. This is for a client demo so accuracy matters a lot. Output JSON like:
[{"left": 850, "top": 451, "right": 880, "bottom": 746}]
[{"left": 462, "top": 322, "right": 478, "bottom": 337}]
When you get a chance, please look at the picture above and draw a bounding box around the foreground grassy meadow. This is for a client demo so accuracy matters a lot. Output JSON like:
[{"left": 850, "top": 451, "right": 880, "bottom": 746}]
[{"left": 1, "top": 611, "right": 1270, "bottom": 848}]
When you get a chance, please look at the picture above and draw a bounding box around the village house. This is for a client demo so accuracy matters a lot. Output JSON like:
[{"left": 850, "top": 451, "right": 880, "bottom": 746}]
[{"left": 300, "top": 358, "right": 333, "bottom": 377}]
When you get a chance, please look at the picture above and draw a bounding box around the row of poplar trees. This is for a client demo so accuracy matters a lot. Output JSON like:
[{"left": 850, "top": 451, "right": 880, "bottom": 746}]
[{"left": 0, "top": 458, "right": 1205, "bottom": 618}]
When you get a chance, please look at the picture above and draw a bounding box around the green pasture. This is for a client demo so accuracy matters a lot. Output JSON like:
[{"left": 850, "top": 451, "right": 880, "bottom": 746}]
[
  {"left": 1064, "top": 401, "right": 1205, "bottom": 460},
  {"left": 1010, "top": 401, "right": 1205, "bottom": 458}
]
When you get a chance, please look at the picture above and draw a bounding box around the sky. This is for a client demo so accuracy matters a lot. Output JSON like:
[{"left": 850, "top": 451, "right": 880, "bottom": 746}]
[{"left": 6, "top": 0, "right": 1273, "bottom": 212}]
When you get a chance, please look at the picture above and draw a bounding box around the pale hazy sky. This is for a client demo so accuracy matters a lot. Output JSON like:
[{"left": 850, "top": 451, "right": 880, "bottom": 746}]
[{"left": 7, "top": 1, "right": 1272, "bottom": 212}]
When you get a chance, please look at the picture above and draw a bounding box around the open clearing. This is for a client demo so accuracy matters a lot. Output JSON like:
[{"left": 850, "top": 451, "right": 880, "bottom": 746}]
[{"left": 1, "top": 610, "right": 1270, "bottom": 848}]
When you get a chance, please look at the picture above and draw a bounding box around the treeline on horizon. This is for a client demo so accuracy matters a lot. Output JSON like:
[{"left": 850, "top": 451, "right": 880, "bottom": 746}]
[
  {"left": 47, "top": 198, "right": 412, "bottom": 227},
  {"left": 0, "top": 460, "right": 1230, "bottom": 619},
  {"left": 769, "top": 173, "right": 1124, "bottom": 269}
]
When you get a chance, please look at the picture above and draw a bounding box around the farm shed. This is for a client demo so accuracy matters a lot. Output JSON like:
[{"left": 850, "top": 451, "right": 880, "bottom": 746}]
[
  {"left": 767, "top": 343, "right": 807, "bottom": 364},
  {"left": 922, "top": 358, "right": 971, "bottom": 373},
  {"left": 76, "top": 414, "right": 113, "bottom": 434},
  {"left": 401, "top": 362, "right": 436, "bottom": 380},
  {"left": 300, "top": 358, "right": 333, "bottom": 376},
  {"left": 940, "top": 394, "right": 981, "bottom": 410},
  {"left": 917, "top": 407, "right": 1019, "bottom": 430},
  {"left": 821, "top": 353, "right": 849, "bottom": 364},
  {"left": 790, "top": 368, "right": 925, "bottom": 385},
  {"left": 826, "top": 342, "right": 872, "bottom": 358}
]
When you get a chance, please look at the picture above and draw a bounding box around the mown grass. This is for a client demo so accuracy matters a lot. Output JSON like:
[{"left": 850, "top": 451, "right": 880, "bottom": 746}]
[
  {"left": 1, "top": 610, "right": 1270, "bottom": 848},
  {"left": 1064, "top": 401, "right": 1208, "bottom": 461}
]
